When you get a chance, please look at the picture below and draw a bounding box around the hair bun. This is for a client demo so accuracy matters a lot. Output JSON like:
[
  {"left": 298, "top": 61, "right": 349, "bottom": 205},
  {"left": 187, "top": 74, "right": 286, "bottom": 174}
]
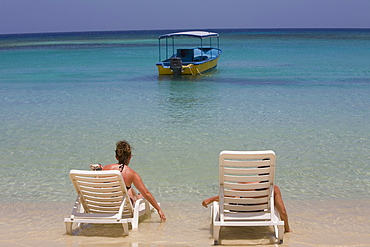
[{"left": 116, "top": 148, "right": 124, "bottom": 156}]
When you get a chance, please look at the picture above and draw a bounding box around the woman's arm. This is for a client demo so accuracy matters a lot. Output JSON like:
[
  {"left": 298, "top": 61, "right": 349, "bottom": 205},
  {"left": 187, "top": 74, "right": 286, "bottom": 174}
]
[
  {"left": 202, "top": 196, "right": 219, "bottom": 208},
  {"left": 132, "top": 172, "right": 166, "bottom": 221}
]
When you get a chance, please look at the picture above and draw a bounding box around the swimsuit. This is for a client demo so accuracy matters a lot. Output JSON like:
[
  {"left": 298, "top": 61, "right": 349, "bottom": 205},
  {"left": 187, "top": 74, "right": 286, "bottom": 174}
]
[{"left": 119, "top": 164, "right": 132, "bottom": 190}]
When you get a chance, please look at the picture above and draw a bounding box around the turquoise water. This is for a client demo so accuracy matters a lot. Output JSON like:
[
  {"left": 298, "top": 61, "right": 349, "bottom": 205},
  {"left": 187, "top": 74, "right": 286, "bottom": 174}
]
[{"left": 1, "top": 29, "right": 369, "bottom": 204}]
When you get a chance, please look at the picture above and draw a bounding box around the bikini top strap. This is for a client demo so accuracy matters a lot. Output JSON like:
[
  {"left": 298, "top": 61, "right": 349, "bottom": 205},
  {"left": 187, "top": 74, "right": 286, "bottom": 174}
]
[{"left": 119, "top": 164, "right": 125, "bottom": 172}]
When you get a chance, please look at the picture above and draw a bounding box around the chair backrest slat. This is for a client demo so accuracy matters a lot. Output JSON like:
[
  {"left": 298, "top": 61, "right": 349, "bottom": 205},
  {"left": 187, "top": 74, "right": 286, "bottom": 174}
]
[{"left": 224, "top": 189, "right": 269, "bottom": 198}]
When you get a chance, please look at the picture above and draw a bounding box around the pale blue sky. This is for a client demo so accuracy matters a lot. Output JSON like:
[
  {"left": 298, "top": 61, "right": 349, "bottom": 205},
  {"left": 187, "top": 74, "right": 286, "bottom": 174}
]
[{"left": 1, "top": 0, "right": 369, "bottom": 34}]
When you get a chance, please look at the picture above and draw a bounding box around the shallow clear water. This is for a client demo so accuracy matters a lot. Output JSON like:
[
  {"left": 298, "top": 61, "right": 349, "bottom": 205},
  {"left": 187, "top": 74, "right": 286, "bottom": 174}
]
[{"left": 1, "top": 29, "right": 369, "bottom": 204}]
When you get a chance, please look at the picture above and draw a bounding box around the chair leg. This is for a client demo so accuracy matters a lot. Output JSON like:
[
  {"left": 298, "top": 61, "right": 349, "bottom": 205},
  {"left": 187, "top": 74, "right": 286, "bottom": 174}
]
[
  {"left": 213, "top": 226, "right": 221, "bottom": 245},
  {"left": 65, "top": 222, "right": 73, "bottom": 234},
  {"left": 132, "top": 204, "right": 140, "bottom": 229},
  {"left": 131, "top": 219, "right": 138, "bottom": 229},
  {"left": 122, "top": 222, "right": 129, "bottom": 236},
  {"left": 132, "top": 210, "right": 139, "bottom": 229},
  {"left": 210, "top": 205, "right": 214, "bottom": 226},
  {"left": 277, "top": 225, "right": 284, "bottom": 244},
  {"left": 145, "top": 201, "right": 151, "bottom": 218}
]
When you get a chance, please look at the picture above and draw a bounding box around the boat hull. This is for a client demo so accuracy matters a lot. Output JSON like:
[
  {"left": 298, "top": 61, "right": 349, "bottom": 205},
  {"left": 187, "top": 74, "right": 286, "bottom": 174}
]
[{"left": 157, "top": 56, "right": 220, "bottom": 75}]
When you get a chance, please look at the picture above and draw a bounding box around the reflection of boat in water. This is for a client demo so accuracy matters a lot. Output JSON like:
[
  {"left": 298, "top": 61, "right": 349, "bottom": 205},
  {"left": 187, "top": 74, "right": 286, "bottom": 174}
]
[{"left": 156, "top": 31, "right": 222, "bottom": 75}]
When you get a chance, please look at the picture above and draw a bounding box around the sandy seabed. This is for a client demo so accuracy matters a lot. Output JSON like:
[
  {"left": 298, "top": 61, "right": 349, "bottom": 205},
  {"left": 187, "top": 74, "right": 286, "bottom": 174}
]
[{"left": 0, "top": 199, "right": 369, "bottom": 247}]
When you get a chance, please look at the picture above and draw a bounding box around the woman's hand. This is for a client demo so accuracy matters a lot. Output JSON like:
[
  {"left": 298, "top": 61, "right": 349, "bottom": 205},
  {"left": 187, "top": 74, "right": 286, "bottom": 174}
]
[{"left": 158, "top": 209, "right": 166, "bottom": 221}]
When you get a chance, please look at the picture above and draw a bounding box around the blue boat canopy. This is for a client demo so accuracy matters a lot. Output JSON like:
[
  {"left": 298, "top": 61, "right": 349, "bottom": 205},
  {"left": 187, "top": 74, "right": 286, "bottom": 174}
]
[{"left": 159, "top": 31, "right": 219, "bottom": 39}]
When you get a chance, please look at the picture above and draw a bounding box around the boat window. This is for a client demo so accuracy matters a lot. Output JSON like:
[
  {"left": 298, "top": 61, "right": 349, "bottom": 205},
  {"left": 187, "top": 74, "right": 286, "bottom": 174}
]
[{"left": 177, "top": 49, "right": 194, "bottom": 62}]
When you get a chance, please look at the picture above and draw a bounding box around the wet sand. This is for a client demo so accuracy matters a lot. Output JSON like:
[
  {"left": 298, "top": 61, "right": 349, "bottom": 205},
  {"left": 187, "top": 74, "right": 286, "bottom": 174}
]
[{"left": 1, "top": 199, "right": 369, "bottom": 247}]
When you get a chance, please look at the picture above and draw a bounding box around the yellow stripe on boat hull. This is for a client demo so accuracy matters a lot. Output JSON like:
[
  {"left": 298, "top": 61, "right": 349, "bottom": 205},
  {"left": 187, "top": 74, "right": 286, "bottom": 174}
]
[{"left": 157, "top": 56, "right": 220, "bottom": 75}]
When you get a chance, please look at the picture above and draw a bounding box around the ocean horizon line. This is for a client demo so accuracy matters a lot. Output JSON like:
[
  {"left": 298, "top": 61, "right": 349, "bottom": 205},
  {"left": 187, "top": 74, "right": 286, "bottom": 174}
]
[{"left": 1, "top": 27, "right": 370, "bottom": 37}]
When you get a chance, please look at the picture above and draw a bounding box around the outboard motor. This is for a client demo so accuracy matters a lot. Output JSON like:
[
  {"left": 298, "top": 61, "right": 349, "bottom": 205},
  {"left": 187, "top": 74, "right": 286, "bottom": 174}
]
[{"left": 170, "top": 57, "right": 182, "bottom": 75}]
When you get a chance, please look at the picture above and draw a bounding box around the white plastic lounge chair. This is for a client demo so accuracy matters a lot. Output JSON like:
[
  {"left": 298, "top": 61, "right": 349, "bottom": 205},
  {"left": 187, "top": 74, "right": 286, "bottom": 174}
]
[
  {"left": 212, "top": 150, "right": 284, "bottom": 245},
  {"left": 64, "top": 169, "right": 152, "bottom": 235}
]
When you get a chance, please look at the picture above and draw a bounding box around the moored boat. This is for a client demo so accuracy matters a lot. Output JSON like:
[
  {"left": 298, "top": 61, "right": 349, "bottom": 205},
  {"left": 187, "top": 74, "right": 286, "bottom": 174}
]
[{"left": 156, "top": 31, "right": 222, "bottom": 75}]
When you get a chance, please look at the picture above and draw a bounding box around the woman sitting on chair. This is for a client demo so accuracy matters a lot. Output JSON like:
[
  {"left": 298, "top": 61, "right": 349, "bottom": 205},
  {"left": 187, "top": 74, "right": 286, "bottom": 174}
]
[{"left": 103, "top": 140, "right": 166, "bottom": 221}]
